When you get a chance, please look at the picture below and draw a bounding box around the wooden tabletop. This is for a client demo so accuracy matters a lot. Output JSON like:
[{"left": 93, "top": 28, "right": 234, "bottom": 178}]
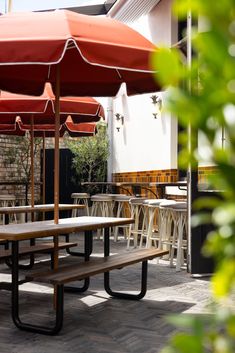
[
  {"left": 0, "top": 203, "right": 85, "bottom": 214},
  {"left": 81, "top": 181, "right": 188, "bottom": 187},
  {"left": 0, "top": 216, "right": 134, "bottom": 241}
]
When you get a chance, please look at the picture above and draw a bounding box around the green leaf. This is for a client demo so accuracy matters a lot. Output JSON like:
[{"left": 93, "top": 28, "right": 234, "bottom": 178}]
[
  {"left": 212, "top": 204, "right": 235, "bottom": 226},
  {"left": 212, "top": 259, "right": 235, "bottom": 297},
  {"left": 227, "top": 316, "right": 235, "bottom": 337},
  {"left": 171, "top": 333, "right": 204, "bottom": 353},
  {"left": 151, "top": 47, "right": 182, "bottom": 87}
]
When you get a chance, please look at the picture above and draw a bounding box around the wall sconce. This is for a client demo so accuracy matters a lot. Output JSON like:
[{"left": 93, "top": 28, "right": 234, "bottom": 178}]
[
  {"left": 150, "top": 94, "right": 162, "bottom": 119},
  {"left": 115, "top": 113, "right": 124, "bottom": 132}
]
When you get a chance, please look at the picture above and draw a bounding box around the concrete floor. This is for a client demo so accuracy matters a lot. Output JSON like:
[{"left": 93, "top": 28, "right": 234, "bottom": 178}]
[{"left": 0, "top": 234, "right": 212, "bottom": 353}]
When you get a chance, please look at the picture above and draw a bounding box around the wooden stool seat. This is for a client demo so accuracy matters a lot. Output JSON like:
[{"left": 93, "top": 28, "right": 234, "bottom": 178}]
[{"left": 71, "top": 192, "right": 90, "bottom": 216}]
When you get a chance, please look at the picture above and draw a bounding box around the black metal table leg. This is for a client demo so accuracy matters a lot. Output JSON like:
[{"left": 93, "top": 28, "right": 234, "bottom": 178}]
[
  {"left": 104, "top": 227, "right": 110, "bottom": 257},
  {"left": 103, "top": 227, "right": 148, "bottom": 300},
  {"left": 104, "top": 261, "right": 148, "bottom": 300},
  {"left": 64, "top": 230, "right": 92, "bottom": 293},
  {"left": 4, "top": 240, "right": 9, "bottom": 250},
  {"left": 5, "top": 212, "right": 35, "bottom": 270},
  {"left": 11, "top": 241, "right": 64, "bottom": 335},
  {"left": 5, "top": 237, "right": 35, "bottom": 270},
  {"left": 66, "top": 231, "right": 93, "bottom": 257}
]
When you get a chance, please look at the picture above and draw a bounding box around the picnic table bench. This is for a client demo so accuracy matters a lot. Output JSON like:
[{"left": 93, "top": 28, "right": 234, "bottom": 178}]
[
  {"left": 0, "top": 241, "right": 77, "bottom": 262},
  {"left": 0, "top": 216, "right": 168, "bottom": 335},
  {"left": 25, "top": 247, "right": 168, "bottom": 335}
]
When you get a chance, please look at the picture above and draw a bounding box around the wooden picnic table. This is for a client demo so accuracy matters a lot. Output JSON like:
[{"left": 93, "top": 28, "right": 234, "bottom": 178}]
[
  {"left": 0, "top": 216, "right": 134, "bottom": 334},
  {"left": 0, "top": 216, "right": 168, "bottom": 335}
]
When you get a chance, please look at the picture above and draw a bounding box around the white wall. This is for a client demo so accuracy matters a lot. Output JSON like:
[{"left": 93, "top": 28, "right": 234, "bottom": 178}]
[
  {"left": 109, "top": 0, "right": 178, "bottom": 174},
  {"left": 112, "top": 92, "right": 177, "bottom": 173}
]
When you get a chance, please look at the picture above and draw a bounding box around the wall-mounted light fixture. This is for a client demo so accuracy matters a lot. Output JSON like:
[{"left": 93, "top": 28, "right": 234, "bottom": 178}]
[
  {"left": 150, "top": 94, "right": 162, "bottom": 119},
  {"left": 115, "top": 113, "right": 124, "bottom": 132}
]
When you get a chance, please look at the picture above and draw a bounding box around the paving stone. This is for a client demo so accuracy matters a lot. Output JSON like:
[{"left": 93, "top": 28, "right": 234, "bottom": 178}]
[{"left": 0, "top": 234, "right": 212, "bottom": 352}]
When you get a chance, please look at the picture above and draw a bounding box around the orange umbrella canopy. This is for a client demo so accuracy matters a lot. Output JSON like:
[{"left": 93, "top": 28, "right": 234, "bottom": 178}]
[
  {"left": 19, "top": 117, "right": 97, "bottom": 138},
  {"left": 0, "top": 83, "right": 104, "bottom": 124},
  {"left": 0, "top": 116, "right": 97, "bottom": 138},
  {"left": 0, "top": 10, "right": 158, "bottom": 96},
  {"left": 0, "top": 9, "right": 158, "bottom": 223}
]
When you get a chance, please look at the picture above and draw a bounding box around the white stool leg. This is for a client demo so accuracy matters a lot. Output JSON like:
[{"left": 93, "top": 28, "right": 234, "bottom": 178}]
[
  {"left": 72, "top": 198, "right": 78, "bottom": 217},
  {"left": 114, "top": 201, "right": 123, "bottom": 242},
  {"left": 146, "top": 208, "right": 155, "bottom": 248},
  {"left": 176, "top": 211, "right": 188, "bottom": 271},
  {"left": 139, "top": 205, "right": 148, "bottom": 248},
  {"left": 169, "top": 210, "right": 179, "bottom": 267}
]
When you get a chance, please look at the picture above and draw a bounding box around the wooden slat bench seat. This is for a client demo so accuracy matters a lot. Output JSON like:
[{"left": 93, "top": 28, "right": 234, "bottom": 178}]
[
  {"left": 22, "top": 248, "right": 169, "bottom": 335},
  {"left": 27, "top": 248, "right": 168, "bottom": 285},
  {"left": 0, "top": 241, "right": 77, "bottom": 261}
]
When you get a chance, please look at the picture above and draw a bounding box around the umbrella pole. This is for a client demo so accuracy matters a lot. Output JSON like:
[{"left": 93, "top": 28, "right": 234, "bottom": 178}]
[
  {"left": 54, "top": 65, "right": 60, "bottom": 225},
  {"left": 30, "top": 114, "right": 35, "bottom": 222},
  {"left": 42, "top": 132, "right": 46, "bottom": 220},
  {"left": 53, "top": 65, "right": 60, "bottom": 307}
]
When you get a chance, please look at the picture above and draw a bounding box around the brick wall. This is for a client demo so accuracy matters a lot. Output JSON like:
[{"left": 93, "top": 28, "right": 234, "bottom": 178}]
[{"left": 0, "top": 135, "right": 41, "bottom": 203}]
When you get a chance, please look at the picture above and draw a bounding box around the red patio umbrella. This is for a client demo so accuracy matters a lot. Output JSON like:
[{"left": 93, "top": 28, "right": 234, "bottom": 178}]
[
  {"left": 0, "top": 83, "right": 103, "bottom": 210},
  {"left": 17, "top": 116, "right": 97, "bottom": 138},
  {"left": 0, "top": 117, "right": 98, "bottom": 209},
  {"left": 0, "top": 9, "right": 159, "bottom": 223},
  {"left": 17, "top": 116, "right": 97, "bottom": 208},
  {"left": 0, "top": 10, "right": 158, "bottom": 97},
  {"left": 0, "top": 83, "right": 104, "bottom": 124}
]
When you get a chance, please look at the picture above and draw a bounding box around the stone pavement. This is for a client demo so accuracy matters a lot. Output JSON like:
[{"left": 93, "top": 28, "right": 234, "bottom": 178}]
[{"left": 0, "top": 234, "right": 212, "bottom": 353}]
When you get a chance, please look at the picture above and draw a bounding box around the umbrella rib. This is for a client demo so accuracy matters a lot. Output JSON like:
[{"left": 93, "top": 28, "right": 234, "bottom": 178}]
[{"left": 116, "top": 69, "right": 122, "bottom": 79}]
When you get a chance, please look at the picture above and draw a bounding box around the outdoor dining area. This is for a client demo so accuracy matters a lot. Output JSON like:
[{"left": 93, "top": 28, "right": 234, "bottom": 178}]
[{"left": 0, "top": 1, "right": 216, "bottom": 352}]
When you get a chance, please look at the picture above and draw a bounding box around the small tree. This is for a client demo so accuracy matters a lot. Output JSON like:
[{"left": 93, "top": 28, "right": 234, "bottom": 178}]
[{"left": 66, "top": 120, "right": 109, "bottom": 194}]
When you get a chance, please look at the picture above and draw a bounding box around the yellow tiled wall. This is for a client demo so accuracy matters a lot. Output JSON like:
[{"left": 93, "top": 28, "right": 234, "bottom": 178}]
[
  {"left": 113, "top": 169, "right": 178, "bottom": 198},
  {"left": 113, "top": 166, "right": 218, "bottom": 198}
]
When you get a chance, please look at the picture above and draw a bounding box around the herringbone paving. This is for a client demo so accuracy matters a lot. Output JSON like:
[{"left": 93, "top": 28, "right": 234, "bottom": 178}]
[{"left": 0, "top": 233, "right": 211, "bottom": 353}]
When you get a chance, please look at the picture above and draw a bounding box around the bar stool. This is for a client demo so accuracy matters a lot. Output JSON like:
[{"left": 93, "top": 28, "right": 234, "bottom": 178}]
[
  {"left": 71, "top": 192, "right": 90, "bottom": 216},
  {"left": 16, "top": 195, "right": 26, "bottom": 223},
  {"left": 157, "top": 200, "right": 178, "bottom": 256},
  {"left": 168, "top": 202, "right": 188, "bottom": 271},
  {"left": 140, "top": 199, "right": 167, "bottom": 248},
  {"left": 113, "top": 194, "right": 132, "bottom": 242},
  {"left": 0, "top": 194, "right": 17, "bottom": 224},
  {"left": 91, "top": 194, "right": 114, "bottom": 239},
  {"left": 127, "top": 197, "right": 147, "bottom": 249},
  {"left": 90, "top": 194, "right": 114, "bottom": 217}
]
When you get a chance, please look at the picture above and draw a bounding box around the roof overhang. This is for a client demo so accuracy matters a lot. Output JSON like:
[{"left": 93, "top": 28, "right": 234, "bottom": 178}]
[
  {"left": 38, "top": 1, "right": 117, "bottom": 16},
  {"left": 107, "top": 0, "right": 162, "bottom": 22}
]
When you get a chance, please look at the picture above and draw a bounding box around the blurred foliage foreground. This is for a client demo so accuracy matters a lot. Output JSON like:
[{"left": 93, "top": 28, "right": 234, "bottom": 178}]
[{"left": 151, "top": 0, "right": 235, "bottom": 352}]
